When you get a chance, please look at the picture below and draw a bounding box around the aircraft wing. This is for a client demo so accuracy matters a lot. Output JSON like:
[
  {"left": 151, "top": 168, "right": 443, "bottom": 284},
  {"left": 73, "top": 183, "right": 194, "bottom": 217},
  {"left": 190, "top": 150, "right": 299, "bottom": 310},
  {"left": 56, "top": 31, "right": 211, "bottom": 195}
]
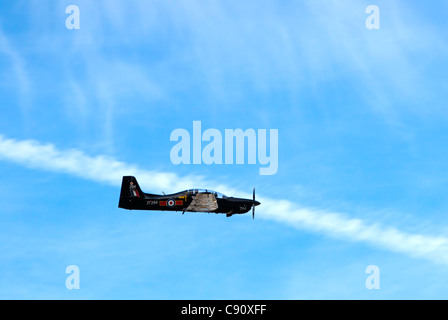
[{"left": 186, "top": 193, "right": 218, "bottom": 212}]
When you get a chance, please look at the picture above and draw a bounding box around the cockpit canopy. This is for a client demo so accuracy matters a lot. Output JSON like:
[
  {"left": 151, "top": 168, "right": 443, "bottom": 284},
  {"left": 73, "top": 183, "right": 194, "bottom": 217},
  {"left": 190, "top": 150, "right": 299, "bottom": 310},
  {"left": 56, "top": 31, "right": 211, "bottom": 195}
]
[{"left": 186, "top": 189, "right": 228, "bottom": 199}]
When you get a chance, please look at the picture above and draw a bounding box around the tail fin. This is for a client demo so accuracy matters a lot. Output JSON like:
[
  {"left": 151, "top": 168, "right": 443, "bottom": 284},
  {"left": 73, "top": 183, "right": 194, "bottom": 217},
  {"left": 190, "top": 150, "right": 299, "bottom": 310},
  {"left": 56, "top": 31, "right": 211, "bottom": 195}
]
[{"left": 118, "top": 176, "right": 144, "bottom": 209}]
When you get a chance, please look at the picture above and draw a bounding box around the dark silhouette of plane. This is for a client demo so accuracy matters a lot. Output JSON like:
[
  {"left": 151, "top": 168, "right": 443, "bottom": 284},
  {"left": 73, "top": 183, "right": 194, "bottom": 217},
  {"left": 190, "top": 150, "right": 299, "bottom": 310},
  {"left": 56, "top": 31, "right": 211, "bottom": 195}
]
[{"left": 118, "top": 176, "right": 260, "bottom": 218}]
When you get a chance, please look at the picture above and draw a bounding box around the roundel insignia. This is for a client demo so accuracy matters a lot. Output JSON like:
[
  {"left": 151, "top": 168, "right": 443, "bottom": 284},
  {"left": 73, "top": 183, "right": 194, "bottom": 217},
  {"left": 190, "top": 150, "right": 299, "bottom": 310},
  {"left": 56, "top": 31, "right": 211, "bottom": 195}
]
[{"left": 167, "top": 199, "right": 175, "bottom": 207}]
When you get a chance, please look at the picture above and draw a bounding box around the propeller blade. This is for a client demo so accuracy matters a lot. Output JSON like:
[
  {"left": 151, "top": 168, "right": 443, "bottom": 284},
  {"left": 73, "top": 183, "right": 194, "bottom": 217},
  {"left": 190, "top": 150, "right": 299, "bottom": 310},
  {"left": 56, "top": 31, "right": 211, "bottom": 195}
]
[{"left": 252, "top": 188, "right": 255, "bottom": 220}]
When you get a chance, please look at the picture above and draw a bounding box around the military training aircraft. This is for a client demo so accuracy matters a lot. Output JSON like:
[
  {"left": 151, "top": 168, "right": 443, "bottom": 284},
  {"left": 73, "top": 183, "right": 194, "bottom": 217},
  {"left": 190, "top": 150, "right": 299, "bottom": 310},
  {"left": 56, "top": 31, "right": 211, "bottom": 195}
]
[{"left": 118, "top": 176, "right": 261, "bottom": 218}]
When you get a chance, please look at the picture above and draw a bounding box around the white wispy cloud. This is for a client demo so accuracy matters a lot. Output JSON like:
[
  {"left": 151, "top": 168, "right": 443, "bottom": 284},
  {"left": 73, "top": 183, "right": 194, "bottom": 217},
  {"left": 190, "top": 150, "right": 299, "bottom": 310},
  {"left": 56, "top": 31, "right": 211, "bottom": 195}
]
[
  {"left": 1, "top": 134, "right": 448, "bottom": 265},
  {"left": 0, "top": 25, "right": 31, "bottom": 116}
]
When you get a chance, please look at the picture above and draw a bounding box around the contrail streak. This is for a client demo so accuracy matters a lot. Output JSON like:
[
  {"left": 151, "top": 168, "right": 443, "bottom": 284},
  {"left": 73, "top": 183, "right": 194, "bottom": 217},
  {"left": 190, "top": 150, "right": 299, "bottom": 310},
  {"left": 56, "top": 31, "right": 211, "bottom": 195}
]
[{"left": 1, "top": 134, "right": 448, "bottom": 265}]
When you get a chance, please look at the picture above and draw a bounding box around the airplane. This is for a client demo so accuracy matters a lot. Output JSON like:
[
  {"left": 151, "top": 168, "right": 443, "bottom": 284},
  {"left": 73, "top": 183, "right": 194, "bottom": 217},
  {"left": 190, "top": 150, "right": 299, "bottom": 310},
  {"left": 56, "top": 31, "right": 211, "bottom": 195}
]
[{"left": 118, "top": 176, "right": 261, "bottom": 218}]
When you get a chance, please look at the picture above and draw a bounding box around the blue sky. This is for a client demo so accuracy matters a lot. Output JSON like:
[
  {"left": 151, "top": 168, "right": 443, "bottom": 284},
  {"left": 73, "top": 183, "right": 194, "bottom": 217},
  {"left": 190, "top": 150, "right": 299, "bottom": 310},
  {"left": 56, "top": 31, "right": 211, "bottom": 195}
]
[{"left": 1, "top": 0, "right": 448, "bottom": 299}]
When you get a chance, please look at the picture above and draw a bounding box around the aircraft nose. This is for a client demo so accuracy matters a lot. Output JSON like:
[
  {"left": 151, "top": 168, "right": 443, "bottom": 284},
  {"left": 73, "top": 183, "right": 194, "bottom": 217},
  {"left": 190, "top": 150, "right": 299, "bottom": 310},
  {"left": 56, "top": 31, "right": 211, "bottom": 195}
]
[{"left": 254, "top": 200, "right": 261, "bottom": 206}]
